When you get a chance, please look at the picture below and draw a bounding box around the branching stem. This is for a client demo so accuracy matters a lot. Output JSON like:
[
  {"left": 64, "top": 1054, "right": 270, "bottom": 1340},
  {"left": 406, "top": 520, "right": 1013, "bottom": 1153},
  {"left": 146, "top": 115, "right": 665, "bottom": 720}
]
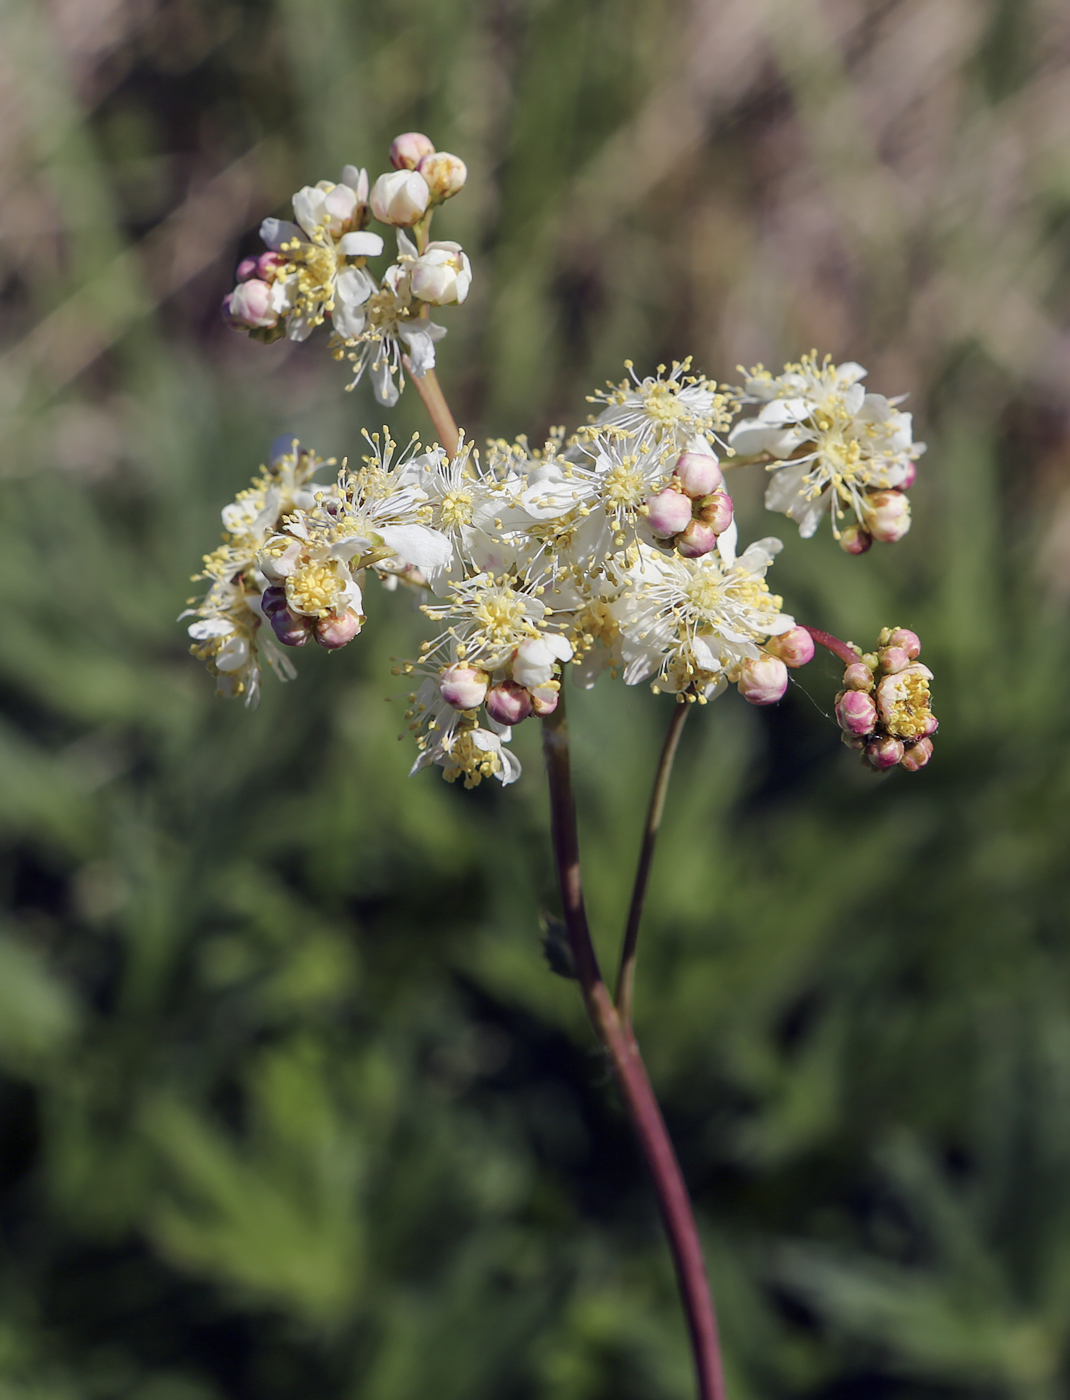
[
  {"left": 616, "top": 698, "right": 691, "bottom": 1026},
  {"left": 542, "top": 696, "right": 726, "bottom": 1400}
]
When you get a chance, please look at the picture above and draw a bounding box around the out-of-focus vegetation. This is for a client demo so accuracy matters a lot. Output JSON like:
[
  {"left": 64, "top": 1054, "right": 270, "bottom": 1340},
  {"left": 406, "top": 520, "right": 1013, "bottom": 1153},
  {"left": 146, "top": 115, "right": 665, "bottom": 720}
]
[{"left": 3, "top": 0, "right": 1070, "bottom": 1396}]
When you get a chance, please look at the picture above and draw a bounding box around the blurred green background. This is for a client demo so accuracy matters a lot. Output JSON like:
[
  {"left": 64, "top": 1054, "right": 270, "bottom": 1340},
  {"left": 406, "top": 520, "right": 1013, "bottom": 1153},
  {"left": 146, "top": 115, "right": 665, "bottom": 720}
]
[{"left": 3, "top": 0, "right": 1070, "bottom": 1396}]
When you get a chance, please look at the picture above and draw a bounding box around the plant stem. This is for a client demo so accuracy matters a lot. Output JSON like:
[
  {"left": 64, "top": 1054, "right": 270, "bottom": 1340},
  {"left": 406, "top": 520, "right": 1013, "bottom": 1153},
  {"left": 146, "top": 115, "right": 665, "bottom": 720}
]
[
  {"left": 616, "top": 698, "right": 691, "bottom": 1026},
  {"left": 542, "top": 696, "right": 727, "bottom": 1400},
  {"left": 404, "top": 360, "right": 461, "bottom": 459},
  {"left": 802, "top": 625, "right": 860, "bottom": 667}
]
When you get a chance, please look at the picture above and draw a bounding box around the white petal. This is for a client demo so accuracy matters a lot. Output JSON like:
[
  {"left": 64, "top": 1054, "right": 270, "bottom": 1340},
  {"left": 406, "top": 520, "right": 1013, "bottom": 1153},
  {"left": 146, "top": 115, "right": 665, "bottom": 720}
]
[
  {"left": 339, "top": 231, "right": 384, "bottom": 257},
  {"left": 188, "top": 618, "right": 235, "bottom": 640},
  {"left": 377, "top": 523, "right": 454, "bottom": 570},
  {"left": 260, "top": 218, "right": 303, "bottom": 251}
]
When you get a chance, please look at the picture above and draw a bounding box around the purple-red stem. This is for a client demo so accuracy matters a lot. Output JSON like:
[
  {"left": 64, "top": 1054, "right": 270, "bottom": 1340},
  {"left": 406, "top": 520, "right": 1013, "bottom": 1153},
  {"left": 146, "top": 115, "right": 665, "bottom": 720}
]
[
  {"left": 542, "top": 698, "right": 727, "bottom": 1400},
  {"left": 802, "top": 625, "right": 859, "bottom": 668}
]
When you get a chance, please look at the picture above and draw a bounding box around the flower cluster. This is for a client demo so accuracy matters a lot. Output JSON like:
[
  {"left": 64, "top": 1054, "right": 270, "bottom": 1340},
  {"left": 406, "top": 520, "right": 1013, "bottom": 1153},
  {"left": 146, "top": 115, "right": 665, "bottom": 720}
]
[
  {"left": 728, "top": 353, "right": 924, "bottom": 549},
  {"left": 833, "top": 627, "right": 938, "bottom": 771},
  {"left": 190, "top": 136, "right": 938, "bottom": 787},
  {"left": 221, "top": 133, "right": 470, "bottom": 406}
]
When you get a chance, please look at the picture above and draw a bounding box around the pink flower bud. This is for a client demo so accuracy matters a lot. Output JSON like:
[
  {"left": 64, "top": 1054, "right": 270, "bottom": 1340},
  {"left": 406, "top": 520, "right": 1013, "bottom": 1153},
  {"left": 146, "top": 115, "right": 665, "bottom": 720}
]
[
  {"left": 236, "top": 256, "right": 259, "bottom": 282},
  {"left": 314, "top": 609, "right": 363, "bottom": 650},
  {"left": 222, "top": 279, "right": 277, "bottom": 330},
  {"left": 646, "top": 488, "right": 693, "bottom": 538},
  {"left": 257, "top": 251, "right": 286, "bottom": 281},
  {"left": 485, "top": 680, "right": 532, "bottom": 725},
  {"left": 863, "top": 735, "right": 905, "bottom": 770},
  {"left": 863, "top": 490, "right": 911, "bottom": 544},
  {"left": 835, "top": 689, "right": 878, "bottom": 735},
  {"left": 842, "top": 662, "right": 875, "bottom": 691},
  {"left": 390, "top": 132, "right": 435, "bottom": 171},
  {"left": 839, "top": 524, "right": 872, "bottom": 555},
  {"left": 269, "top": 605, "right": 312, "bottom": 647},
  {"left": 697, "top": 491, "right": 734, "bottom": 534},
  {"left": 673, "top": 451, "right": 723, "bottom": 499},
  {"left": 369, "top": 169, "right": 430, "bottom": 226},
  {"left": 416, "top": 152, "right": 467, "bottom": 202},
  {"left": 900, "top": 461, "right": 917, "bottom": 490},
  {"left": 676, "top": 519, "right": 720, "bottom": 558},
  {"left": 899, "top": 737, "right": 934, "bottom": 771},
  {"left": 877, "top": 646, "right": 911, "bottom": 674},
  {"left": 887, "top": 628, "right": 921, "bottom": 659},
  {"left": 737, "top": 654, "right": 789, "bottom": 706},
  {"left": 766, "top": 626, "right": 815, "bottom": 669},
  {"left": 439, "top": 664, "right": 489, "bottom": 711},
  {"left": 530, "top": 684, "right": 560, "bottom": 717}
]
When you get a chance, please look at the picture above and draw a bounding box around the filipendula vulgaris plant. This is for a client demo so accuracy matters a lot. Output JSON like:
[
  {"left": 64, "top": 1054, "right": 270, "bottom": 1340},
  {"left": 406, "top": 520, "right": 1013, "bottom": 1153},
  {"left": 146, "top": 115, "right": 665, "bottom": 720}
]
[{"left": 188, "top": 132, "right": 937, "bottom": 1400}]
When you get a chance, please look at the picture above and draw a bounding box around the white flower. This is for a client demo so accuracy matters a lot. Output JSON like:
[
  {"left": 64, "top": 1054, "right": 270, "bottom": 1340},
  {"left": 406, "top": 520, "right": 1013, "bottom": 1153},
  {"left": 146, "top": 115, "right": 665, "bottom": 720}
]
[
  {"left": 405, "top": 680, "right": 521, "bottom": 788},
  {"left": 729, "top": 353, "right": 925, "bottom": 539},
  {"left": 586, "top": 360, "right": 737, "bottom": 457},
  {"left": 410, "top": 241, "right": 472, "bottom": 305}
]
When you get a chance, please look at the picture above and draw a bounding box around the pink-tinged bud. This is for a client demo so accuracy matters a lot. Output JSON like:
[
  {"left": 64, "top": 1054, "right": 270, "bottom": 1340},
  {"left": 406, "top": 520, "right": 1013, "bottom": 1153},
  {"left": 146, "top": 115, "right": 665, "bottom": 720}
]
[
  {"left": 887, "top": 628, "right": 921, "bottom": 659},
  {"left": 767, "top": 626, "right": 815, "bottom": 669},
  {"left": 439, "top": 664, "right": 489, "bottom": 711},
  {"left": 236, "top": 256, "right": 259, "bottom": 282},
  {"left": 484, "top": 680, "right": 532, "bottom": 726},
  {"left": 863, "top": 735, "right": 905, "bottom": 770},
  {"left": 673, "top": 451, "right": 723, "bottom": 499},
  {"left": 369, "top": 169, "right": 430, "bottom": 226},
  {"left": 222, "top": 279, "right": 277, "bottom": 330},
  {"left": 314, "top": 609, "right": 363, "bottom": 650},
  {"left": 842, "top": 662, "right": 875, "bottom": 691},
  {"left": 416, "top": 151, "right": 467, "bottom": 202},
  {"left": 530, "top": 684, "right": 560, "bottom": 717},
  {"left": 839, "top": 524, "right": 873, "bottom": 555},
  {"left": 697, "top": 491, "right": 734, "bottom": 534},
  {"left": 900, "top": 461, "right": 917, "bottom": 490},
  {"left": 835, "top": 688, "right": 878, "bottom": 736},
  {"left": 257, "top": 251, "right": 286, "bottom": 281},
  {"left": 646, "top": 488, "right": 693, "bottom": 538},
  {"left": 260, "top": 585, "right": 289, "bottom": 619},
  {"left": 863, "top": 489, "right": 911, "bottom": 544},
  {"left": 390, "top": 132, "right": 435, "bottom": 171},
  {"left": 269, "top": 606, "right": 312, "bottom": 648},
  {"left": 877, "top": 646, "right": 911, "bottom": 674},
  {"left": 737, "top": 654, "right": 789, "bottom": 706},
  {"left": 899, "top": 737, "right": 934, "bottom": 771},
  {"left": 676, "top": 519, "right": 720, "bottom": 558}
]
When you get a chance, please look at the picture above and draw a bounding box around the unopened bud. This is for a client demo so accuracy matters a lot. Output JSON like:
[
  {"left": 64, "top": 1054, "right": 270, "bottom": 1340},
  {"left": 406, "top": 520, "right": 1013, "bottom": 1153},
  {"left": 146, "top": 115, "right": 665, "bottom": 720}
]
[
  {"left": 530, "top": 683, "right": 560, "bottom": 717},
  {"left": 257, "top": 251, "right": 286, "bottom": 281},
  {"left": 673, "top": 451, "right": 723, "bottom": 499},
  {"left": 485, "top": 680, "right": 532, "bottom": 726},
  {"left": 887, "top": 627, "right": 921, "bottom": 659},
  {"left": 767, "top": 626, "right": 815, "bottom": 669},
  {"left": 369, "top": 169, "right": 430, "bottom": 226},
  {"left": 646, "top": 488, "right": 693, "bottom": 538},
  {"left": 222, "top": 279, "right": 278, "bottom": 330},
  {"left": 269, "top": 605, "right": 313, "bottom": 647},
  {"left": 863, "top": 735, "right": 905, "bottom": 770},
  {"left": 697, "top": 491, "right": 734, "bottom": 534},
  {"left": 315, "top": 609, "right": 363, "bottom": 650},
  {"left": 839, "top": 524, "right": 873, "bottom": 555},
  {"left": 863, "top": 489, "right": 911, "bottom": 544},
  {"left": 410, "top": 241, "right": 472, "bottom": 305},
  {"left": 676, "top": 519, "right": 720, "bottom": 558},
  {"left": 260, "top": 585, "right": 289, "bottom": 618},
  {"left": 899, "top": 737, "right": 934, "bottom": 771},
  {"left": 236, "top": 256, "right": 259, "bottom": 282},
  {"left": 877, "top": 645, "right": 911, "bottom": 674},
  {"left": 835, "top": 688, "right": 877, "bottom": 736},
  {"left": 390, "top": 132, "right": 435, "bottom": 171},
  {"left": 737, "top": 654, "right": 789, "bottom": 706},
  {"left": 842, "top": 661, "right": 875, "bottom": 691},
  {"left": 439, "top": 663, "right": 489, "bottom": 711},
  {"left": 416, "top": 151, "right": 467, "bottom": 202}
]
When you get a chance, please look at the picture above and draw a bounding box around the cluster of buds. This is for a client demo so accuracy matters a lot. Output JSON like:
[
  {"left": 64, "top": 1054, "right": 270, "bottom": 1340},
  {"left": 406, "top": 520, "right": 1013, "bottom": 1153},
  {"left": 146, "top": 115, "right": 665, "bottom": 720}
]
[
  {"left": 375, "top": 132, "right": 468, "bottom": 223},
  {"left": 834, "top": 627, "right": 938, "bottom": 771},
  {"left": 439, "top": 633, "right": 572, "bottom": 727},
  {"left": 735, "top": 626, "right": 817, "bottom": 706},
  {"left": 645, "top": 445, "right": 734, "bottom": 559},
  {"left": 838, "top": 478, "right": 916, "bottom": 556}
]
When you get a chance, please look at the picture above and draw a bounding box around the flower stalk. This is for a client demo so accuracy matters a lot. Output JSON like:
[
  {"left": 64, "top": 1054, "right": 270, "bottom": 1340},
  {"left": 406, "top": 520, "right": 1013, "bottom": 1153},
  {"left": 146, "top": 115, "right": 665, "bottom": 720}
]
[{"left": 542, "top": 694, "right": 726, "bottom": 1400}]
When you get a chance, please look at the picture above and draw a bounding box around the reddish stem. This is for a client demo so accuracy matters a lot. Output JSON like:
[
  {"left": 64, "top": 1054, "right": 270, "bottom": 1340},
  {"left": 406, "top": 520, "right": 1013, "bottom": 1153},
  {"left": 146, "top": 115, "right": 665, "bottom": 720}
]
[
  {"left": 542, "top": 698, "right": 727, "bottom": 1400},
  {"left": 802, "top": 625, "right": 859, "bottom": 668}
]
